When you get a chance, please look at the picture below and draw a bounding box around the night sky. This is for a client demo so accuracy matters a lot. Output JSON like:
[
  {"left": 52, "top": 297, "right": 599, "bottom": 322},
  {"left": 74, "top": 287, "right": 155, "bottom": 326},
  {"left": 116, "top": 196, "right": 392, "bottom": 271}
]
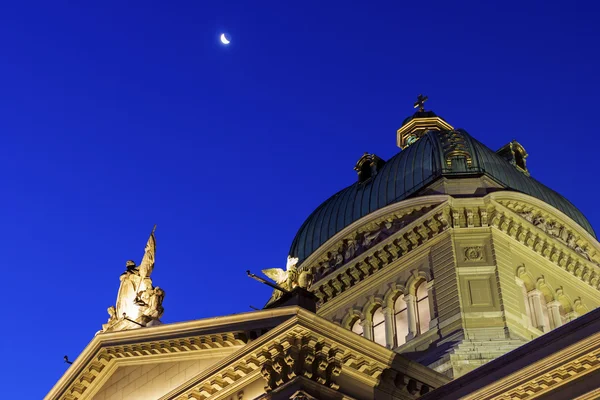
[{"left": 1, "top": 1, "right": 599, "bottom": 397}]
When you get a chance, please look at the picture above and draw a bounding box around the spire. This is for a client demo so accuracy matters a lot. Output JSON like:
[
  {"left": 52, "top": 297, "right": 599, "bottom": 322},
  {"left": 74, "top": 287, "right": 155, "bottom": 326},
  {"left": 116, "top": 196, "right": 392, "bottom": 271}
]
[{"left": 396, "top": 95, "right": 453, "bottom": 149}]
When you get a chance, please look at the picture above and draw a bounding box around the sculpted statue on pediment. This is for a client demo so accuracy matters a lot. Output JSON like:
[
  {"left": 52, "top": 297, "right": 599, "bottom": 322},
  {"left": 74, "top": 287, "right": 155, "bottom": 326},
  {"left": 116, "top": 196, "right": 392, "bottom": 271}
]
[
  {"left": 262, "top": 256, "right": 313, "bottom": 303},
  {"left": 101, "top": 226, "right": 165, "bottom": 333}
]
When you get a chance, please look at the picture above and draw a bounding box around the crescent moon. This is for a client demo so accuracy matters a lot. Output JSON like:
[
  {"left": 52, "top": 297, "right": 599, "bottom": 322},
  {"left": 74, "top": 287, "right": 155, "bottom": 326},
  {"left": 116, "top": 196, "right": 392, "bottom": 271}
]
[{"left": 220, "top": 34, "right": 230, "bottom": 45}]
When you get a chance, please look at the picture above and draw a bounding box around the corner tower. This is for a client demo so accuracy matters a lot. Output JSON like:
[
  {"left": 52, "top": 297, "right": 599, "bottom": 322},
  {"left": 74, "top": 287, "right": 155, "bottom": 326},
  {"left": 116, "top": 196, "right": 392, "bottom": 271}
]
[{"left": 286, "top": 97, "right": 600, "bottom": 378}]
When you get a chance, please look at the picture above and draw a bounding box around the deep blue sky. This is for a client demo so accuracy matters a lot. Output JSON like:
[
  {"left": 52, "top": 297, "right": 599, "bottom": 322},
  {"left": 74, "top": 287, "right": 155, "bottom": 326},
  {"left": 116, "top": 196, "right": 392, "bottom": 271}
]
[{"left": 2, "top": 1, "right": 599, "bottom": 397}]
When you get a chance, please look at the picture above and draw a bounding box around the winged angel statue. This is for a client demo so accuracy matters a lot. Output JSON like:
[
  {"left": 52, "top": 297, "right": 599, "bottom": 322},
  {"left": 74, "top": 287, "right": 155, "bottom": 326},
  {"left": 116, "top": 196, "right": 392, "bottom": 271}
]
[
  {"left": 262, "top": 256, "right": 313, "bottom": 303},
  {"left": 102, "top": 226, "right": 165, "bottom": 332}
]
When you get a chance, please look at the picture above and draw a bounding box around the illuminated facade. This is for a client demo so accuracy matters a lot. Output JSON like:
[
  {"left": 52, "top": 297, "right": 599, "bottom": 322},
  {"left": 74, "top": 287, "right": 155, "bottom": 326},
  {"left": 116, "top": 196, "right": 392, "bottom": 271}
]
[{"left": 47, "top": 101, "right": 600, "bottom": 399}]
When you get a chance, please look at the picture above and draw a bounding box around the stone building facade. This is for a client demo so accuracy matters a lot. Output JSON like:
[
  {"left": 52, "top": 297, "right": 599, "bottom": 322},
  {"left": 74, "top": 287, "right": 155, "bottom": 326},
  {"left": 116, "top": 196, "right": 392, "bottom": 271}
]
[{"left": 47, "top": 101, "right": 600, "bottom": 399}]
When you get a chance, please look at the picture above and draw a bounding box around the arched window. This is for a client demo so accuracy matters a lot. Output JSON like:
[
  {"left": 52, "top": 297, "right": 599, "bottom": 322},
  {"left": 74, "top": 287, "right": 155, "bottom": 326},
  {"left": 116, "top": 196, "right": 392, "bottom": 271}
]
[
  {"left": 372, "top": 307, "right": 386, "bottom": 346},
  {"left": 351, "top": 318, "right": 364, "bottom": 337},
  {"left": 416, "top": 282, "right": 430, "bottom": 334},
  {"left": 394, "top": 295, "right": 409, "bottom": 347}
]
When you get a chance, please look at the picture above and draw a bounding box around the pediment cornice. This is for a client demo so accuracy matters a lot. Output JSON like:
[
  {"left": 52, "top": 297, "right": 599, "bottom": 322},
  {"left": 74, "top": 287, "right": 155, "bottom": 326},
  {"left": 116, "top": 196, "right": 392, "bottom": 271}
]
[
  {"left": 45, "top": 308, "right": 298, "bottom": 400},
  {"left": 168, "top": 309, "right": 447, "bottom": 400},
  {"left": 46, "top": 307, "right": 448, "bottom": 400}
]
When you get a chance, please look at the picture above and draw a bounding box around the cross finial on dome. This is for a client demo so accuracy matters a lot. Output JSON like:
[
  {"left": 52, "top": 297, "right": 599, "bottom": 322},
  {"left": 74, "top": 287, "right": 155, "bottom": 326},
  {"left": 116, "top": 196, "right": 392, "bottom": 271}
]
[{"left": 413, "top": 94, "right": 428, "bottom": 112}]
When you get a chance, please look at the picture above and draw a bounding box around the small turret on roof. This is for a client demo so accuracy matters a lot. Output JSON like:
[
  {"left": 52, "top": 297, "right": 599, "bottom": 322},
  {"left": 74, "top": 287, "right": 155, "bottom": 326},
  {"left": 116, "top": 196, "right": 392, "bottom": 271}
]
[{"left": 397, "top": 95, "right": 453, "bottom": 149}]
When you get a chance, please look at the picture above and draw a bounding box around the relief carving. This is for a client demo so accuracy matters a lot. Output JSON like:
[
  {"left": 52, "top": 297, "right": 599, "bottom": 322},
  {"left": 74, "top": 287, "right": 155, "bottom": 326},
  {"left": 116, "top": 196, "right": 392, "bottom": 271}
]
[
  {"left": 464, "top": 246, "right": 484, "bottom": 262},
  {"left": 480, "top": 209, "right": 489, "bottom": 227},
  {"left": 514, "top": 208, "right": 596, "bottom": 264},
  {"left": 308, "top": 208, "right": 432, "bottom": 283}
]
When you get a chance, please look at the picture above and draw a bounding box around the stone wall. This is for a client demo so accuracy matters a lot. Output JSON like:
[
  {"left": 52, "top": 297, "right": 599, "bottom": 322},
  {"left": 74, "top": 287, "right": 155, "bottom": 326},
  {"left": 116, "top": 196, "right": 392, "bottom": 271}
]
[{"left": 93, "top": 357, "right": 222, "bottom": 400}]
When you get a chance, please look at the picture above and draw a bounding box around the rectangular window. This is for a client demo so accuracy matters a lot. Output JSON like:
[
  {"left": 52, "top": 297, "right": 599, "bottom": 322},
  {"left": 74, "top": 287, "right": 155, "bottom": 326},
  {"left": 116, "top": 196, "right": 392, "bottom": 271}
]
[
  {"left": 416, "top": 283, "right": 430, "bottom": 334},
  {"left": 417, "top": 296, "right": 430, "bottom": 334},
  {"left": 372, "top": 308, "right": 386, "bottom": 346}
]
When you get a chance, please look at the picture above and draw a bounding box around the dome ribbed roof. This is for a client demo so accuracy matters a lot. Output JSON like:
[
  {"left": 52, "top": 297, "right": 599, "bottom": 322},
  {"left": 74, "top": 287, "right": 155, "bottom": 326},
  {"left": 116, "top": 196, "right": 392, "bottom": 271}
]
[{"left": 289, "top": 129, "right": 595, "bottom": 263}]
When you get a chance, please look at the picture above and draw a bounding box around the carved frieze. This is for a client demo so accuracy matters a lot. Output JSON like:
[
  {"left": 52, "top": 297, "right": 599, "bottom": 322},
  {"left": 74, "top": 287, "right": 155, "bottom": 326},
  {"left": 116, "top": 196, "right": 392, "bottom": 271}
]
[
  {"left": 309, "top": 198, "right": 600, "bottom": 308},
  {"left": 309, "top": 207, "right": 451, "bottom": 306},
  {"left": 493, "top": 201, "right": 600, "bottom": 292},
  {"left": 307, "top": 205, "right": 438, "bottom": 285},
  {"left": 501, "top": 201, "right": 599, "bottom": 267}
]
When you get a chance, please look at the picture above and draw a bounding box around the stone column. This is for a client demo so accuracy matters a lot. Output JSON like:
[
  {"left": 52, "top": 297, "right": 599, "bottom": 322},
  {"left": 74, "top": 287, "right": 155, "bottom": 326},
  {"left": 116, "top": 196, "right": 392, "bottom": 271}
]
[
  {"left": 361, "top": 320, "right": 373, "bottom": 341},
  {"left": 405, "top": 294, "right": 418, "bottom": 340},
  {"left": 547, "top": 301, "right": 563, "bottom": 329},
  {"left": 383, "top": 306, "right": 396, "bottom": 349},
  {"left": 426, "top": 280, "right": 436, "bottom": 329},
  {"left": 528, "top": 290, "right": 547, "bottom": 332}
]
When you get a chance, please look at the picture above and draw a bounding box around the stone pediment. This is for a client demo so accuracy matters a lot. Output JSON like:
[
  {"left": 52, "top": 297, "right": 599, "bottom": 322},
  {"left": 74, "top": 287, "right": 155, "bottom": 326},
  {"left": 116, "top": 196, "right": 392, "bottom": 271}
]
[{"left": 46, "top": 307, "right": 448, "bottom": 400}]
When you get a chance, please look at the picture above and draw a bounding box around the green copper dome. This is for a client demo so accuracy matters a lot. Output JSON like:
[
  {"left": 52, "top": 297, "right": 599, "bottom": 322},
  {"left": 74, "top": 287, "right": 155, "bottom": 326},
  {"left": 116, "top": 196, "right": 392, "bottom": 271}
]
[{"left": 289, "top": 128, "right": 595, "bottom": 263}]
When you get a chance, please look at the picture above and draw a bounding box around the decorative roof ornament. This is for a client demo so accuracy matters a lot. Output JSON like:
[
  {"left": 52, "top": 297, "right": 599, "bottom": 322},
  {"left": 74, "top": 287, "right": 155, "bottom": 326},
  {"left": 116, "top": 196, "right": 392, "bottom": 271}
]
[
  {"left": 354, "top": 152, "right": 386, "bottom": 183},
  {"left": 262, "top": 256, "right": 299, "bottom": 288},
  {"left": 397, "top": 95, "right": 453, "bottom": 149},
  {"left": 101, "top": 225, "right": 165, "bottom": 333},
  {"left": 497, "top": 140, "right": 529, "bottom": 176},
  {"left": 413, "top": 94, "right": 429, "bottom": 112},
  {"left": 262, "top": 256, "right": 313, "bottom": 304}
]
